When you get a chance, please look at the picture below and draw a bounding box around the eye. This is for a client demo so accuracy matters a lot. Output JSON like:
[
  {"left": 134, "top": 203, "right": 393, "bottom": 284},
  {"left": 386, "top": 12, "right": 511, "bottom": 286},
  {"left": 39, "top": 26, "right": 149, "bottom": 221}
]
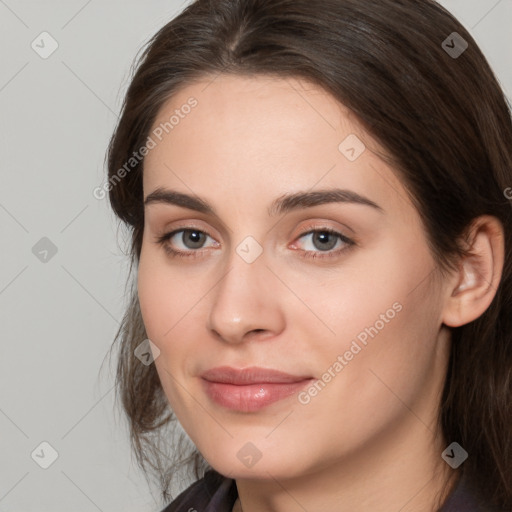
[
  {"left": 291, "top": 228, "right": 355, "bottom": 260},
  {"left": 155, "top": 228, "right": 218, "bottom": 258},
  {"left": 155, "top": 226, "right": 355, "bottom": 260}
]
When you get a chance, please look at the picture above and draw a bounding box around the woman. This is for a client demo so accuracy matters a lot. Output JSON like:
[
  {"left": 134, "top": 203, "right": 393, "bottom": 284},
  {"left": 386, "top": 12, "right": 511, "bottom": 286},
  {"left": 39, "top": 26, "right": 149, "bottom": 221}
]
[{"left": 105, "top": 0, "right": 512, "bottom": 510}]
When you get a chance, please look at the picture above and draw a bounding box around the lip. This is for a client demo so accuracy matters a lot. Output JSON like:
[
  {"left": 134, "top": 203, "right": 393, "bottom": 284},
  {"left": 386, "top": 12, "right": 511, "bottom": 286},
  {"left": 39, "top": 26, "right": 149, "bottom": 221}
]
[{"left": 201, "top": 366, "right": 314, "bottom": 412}]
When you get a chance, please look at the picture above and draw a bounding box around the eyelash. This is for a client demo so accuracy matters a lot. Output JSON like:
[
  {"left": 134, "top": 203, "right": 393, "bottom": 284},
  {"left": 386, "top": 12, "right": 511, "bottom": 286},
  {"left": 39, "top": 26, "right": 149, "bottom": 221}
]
[{"left": 155, "top": 227, "right": 356, "bottom": 261}]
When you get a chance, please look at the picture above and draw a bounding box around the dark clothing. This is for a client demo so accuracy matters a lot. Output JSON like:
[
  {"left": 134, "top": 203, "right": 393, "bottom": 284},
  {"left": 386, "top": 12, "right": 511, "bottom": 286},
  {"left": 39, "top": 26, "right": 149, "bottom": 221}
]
[
  {"left": 161, "top": 470, "right": 237, "bottom": 512},
  {"left": 160, "top": 469, "right": 501, "bottom": 512}
]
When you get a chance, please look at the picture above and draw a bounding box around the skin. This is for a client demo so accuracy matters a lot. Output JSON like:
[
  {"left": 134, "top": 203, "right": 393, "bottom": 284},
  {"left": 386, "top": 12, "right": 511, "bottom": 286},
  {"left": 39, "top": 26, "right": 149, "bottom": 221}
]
[{"left": 137, "top": 74, "right": 504, "bottom": 512}]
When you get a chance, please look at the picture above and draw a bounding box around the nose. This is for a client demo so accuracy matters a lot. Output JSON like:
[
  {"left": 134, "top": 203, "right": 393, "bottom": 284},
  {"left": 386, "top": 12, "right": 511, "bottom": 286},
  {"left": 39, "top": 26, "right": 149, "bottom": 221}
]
[{"left": 207, "top": 244, "right": 285, "bottom": 345}]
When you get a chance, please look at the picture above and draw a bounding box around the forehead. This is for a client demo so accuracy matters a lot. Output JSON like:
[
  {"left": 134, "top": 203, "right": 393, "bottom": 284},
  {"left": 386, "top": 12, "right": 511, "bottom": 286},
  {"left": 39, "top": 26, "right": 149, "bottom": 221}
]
[
  {"left": 142, "top": 74, "right": 412, "bottom": 220},
  {"left": 145, "top": 73, "right": 356, "bottom": 165}
]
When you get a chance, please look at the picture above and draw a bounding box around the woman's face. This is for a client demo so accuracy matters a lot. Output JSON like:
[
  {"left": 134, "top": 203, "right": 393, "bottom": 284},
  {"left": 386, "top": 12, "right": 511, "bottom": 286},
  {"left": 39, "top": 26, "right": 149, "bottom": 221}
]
[{"left": 138, "top": 74, "right": 452, "bottom": 479}]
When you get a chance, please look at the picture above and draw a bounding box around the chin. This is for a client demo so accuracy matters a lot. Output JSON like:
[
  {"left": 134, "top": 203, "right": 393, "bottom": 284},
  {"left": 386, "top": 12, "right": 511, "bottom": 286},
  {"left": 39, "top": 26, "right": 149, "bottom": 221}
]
[{"left": 201, "top": 444, "right": 312, "bottom": 481}]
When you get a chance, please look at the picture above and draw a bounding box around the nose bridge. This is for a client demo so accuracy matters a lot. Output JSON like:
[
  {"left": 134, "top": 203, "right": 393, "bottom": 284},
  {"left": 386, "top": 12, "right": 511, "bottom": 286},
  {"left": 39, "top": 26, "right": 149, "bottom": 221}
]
[{"left": 207, "top": 241, "right": 284, "bottom": 343}]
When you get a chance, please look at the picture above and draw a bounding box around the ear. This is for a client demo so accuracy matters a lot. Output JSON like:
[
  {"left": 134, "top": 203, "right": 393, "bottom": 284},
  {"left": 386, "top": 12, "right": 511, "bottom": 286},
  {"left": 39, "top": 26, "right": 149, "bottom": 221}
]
[{"left": 442, "top": 215, "right": 505, "bottom": 328}]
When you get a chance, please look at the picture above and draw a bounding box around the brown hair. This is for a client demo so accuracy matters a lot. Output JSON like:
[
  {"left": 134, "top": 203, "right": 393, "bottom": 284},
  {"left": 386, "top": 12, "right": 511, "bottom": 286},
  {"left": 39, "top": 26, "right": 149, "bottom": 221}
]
[{"left": 104, "top": 0, "right": 512, "bottom": 508}]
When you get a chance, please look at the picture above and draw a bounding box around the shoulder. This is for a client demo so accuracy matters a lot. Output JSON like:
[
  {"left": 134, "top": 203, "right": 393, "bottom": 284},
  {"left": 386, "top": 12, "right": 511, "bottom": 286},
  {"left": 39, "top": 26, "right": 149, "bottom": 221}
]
[
  {"left": 158, "top": 469, "right": 505, "bottom": 512},
  {"left": 438, "top": 472, "right": 506, "bottom": 512},
  {"left": 159, "top": 469, "right": 238, "bottom": 512}
]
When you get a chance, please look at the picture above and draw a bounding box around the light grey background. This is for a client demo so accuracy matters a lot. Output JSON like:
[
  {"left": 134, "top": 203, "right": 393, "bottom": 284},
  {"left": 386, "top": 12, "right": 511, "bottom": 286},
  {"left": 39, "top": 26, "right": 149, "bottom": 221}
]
[{"left": 0, "top": 1, "right": 511, "bottom": 511}]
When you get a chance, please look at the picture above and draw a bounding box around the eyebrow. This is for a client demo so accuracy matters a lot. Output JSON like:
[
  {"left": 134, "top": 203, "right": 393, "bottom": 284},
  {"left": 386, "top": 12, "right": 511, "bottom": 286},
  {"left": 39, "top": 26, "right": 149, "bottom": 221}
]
[{"left": 143, "top": 187, "right": 384, "bottom": 216}]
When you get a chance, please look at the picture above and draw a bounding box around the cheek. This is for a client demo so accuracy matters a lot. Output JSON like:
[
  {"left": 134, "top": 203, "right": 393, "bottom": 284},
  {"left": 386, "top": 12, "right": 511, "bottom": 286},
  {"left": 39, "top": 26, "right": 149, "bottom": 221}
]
[
  {"left": 294, "top": 301, "right": 437, "bottom": 459},
  {"left": 137, "top": 252, "right": 207, "bottom": 371},
  {"left": 136, "top": 248, "right": 186, "bottom": 352},
  {"left": 137, "top": 260, "right": 165, "bottom": 340},
  {"left": 137, "top": 259, "right": 196, "bottom": 413},
  {"left": 305, "top": 241, "right": 440, "bottom": 395}
]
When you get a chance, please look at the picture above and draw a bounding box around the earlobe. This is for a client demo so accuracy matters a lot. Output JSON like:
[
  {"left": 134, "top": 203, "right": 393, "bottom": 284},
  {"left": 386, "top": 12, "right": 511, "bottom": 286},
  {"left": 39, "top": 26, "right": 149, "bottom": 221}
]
[{"left": 442, "top": 215, "right": 505, "bottom": 328}]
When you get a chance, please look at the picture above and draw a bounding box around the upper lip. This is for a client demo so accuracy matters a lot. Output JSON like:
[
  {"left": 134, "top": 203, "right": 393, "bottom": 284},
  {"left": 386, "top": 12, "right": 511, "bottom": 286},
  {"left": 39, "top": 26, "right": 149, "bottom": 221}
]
[{"left": 201, "top": 366, "right": 313, "bottom": 385}]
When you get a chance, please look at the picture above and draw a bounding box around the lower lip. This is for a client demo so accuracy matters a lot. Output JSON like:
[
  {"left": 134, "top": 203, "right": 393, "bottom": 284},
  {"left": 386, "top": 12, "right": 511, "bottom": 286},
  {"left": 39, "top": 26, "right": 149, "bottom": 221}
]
[{"left": 201, "top": 379, "right": 314, "bottom": 412}]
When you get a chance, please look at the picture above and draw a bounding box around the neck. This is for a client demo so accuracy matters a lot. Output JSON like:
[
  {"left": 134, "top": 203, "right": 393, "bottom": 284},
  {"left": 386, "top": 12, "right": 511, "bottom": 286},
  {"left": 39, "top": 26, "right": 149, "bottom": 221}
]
[{"left": 234, "top": 417, "right": 459, "bottom": 512}]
